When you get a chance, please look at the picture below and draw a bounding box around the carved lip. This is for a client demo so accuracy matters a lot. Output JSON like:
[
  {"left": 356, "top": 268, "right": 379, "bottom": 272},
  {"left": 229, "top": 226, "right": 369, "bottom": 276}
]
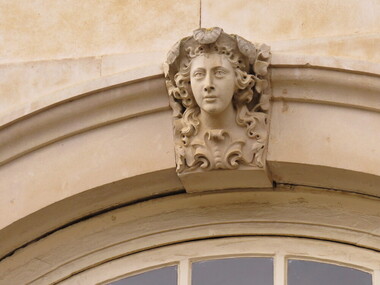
[{"left": 204, "top": 96, "right": 217, "bottom": 102}]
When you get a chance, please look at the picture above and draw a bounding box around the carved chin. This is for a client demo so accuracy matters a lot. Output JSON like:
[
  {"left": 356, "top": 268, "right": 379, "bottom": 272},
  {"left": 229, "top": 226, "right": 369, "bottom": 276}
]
[
  {"left": 202, "top": 105, "right": 220, "bottom": 114},
  {"left": 201, "top": 103, "right": 226, "bottom": 114}
]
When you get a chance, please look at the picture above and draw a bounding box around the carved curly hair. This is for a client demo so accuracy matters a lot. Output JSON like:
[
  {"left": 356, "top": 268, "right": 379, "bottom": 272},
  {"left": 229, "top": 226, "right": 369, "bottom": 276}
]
[{"left": 169, "top": 44, "right": 264, "bottom": 146}]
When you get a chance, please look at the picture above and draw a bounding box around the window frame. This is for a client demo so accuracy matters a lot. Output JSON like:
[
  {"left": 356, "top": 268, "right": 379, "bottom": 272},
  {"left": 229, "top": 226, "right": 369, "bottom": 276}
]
[{"left": 57, "top": 236, "right": 380, "bottom": 285}]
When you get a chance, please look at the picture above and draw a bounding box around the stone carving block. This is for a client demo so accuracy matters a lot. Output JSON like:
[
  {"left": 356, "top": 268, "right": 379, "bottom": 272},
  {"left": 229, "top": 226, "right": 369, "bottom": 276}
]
[{"left": 164, "top": 27, "right": 272, "bottom": 191}]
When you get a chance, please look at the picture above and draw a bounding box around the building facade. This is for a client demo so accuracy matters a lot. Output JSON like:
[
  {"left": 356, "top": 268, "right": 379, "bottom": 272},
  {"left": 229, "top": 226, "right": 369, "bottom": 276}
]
[{"left": 0, "top": 1, "right": 379, "bottom": 284}]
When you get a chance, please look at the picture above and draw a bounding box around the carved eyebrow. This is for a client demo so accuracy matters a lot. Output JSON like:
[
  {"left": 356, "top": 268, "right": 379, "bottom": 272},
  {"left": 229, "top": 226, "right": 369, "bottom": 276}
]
[
  {"left": 212, "top": 66, "right": 229, "bottom": 72},
  {"left": 192, "top": 68, "right": 206, "bottom": 73}
]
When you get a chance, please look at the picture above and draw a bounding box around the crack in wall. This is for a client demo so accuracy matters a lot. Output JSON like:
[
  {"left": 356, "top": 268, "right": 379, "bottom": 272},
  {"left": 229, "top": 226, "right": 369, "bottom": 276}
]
[{"left": 199, "top": 0, "right": 202, "bottom": 28}]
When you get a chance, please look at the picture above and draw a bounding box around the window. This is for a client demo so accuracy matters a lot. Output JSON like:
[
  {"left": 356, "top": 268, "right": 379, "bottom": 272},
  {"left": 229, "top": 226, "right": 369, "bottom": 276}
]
[
  {"left": 108, "top": 257, "right": 372, "bottom": 285},
  {"left": 287, "top": 259, "right": 372, "bottom": 285},
  {"left": 192, "top": 257, "right": 273, "bottom": 285},
  {"left": 63, "top": 237, "right": 379, "bottom": 284},
  {"left": 108, "top": 266, "right": 177, "bottom": 285}
]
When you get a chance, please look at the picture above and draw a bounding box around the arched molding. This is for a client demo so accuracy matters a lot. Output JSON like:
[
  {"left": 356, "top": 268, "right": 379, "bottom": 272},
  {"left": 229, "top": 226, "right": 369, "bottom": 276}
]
[
  {"left": 0, "top": 67, "right": 166, "bottom": 167},
  {"left": 0, "top": 65, "right": 163, "bottom": 127},
  {"left": 268, "top": 54, "right": 380, "bottom": 195},
  {"left": 0, "top": 188, "right": 379, "bottom": 284}
]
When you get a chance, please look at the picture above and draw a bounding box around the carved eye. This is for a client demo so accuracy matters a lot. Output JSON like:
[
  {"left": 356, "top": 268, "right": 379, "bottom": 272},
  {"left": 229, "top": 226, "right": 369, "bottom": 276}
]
[
  {"left": 193, "top": 71, "right": 205, "bottom": 79},
  {"left": 214, "top": 69, "right": 227, "bottom": 78}
]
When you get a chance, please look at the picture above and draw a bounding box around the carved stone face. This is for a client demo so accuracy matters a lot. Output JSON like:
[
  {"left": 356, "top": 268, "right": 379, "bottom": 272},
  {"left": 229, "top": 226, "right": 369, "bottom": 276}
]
[{"left": 190, "top": 53, "right": 236, "bottom": 115}]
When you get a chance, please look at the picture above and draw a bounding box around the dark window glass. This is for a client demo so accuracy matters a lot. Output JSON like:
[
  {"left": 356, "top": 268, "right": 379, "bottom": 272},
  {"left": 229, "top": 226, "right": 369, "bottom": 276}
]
[
  {"left": 192, "top": 257, "right": 273, "bottom": 285},
  {"left": 108, "top": 265, "right": 177, "bottom": 285},
  {"left": 288, "top": 259, "right": 372, "bottom": 285}
]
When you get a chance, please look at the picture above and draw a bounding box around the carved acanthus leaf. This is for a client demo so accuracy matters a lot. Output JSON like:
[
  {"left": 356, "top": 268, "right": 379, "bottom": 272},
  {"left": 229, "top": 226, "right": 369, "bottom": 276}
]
[
  {"left": 193, "top": 27, "right": 223, "bottom": 44},
  {"left": 166, "top": 40, "right": 181, "bottom": 65},
  {"left": 185, "top": 130, "right": 251, "bottom": 171},
  {"left": 254, "top": 60, "right": 269, "bottom": 76},
  {"left": 236, "top": 35, "right": 257, "bottom": 64}
]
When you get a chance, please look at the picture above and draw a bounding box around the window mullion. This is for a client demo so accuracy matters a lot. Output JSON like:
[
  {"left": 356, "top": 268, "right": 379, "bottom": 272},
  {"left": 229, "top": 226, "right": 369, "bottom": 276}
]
[
  {"left": 274, "top": 254, "right": 286, "bottom": 285},
  {"left": 179, "top": 259, "right": 191, "bottom": 285},
  {"left": 373, "top": 269, "right": 380, "bottom": 285}
]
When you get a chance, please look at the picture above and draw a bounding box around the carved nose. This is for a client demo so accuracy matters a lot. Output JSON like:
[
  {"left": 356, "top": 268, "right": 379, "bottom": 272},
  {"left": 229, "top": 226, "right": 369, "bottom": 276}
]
[{"left": 203, "top": 85, "right": 215, "bottom": 93}]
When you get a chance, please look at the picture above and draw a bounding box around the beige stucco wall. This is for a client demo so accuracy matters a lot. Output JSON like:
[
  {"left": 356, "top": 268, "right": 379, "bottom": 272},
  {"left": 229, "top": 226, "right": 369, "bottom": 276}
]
[{"left": 1, "top": 0, "right": 380, "bottom": 117}]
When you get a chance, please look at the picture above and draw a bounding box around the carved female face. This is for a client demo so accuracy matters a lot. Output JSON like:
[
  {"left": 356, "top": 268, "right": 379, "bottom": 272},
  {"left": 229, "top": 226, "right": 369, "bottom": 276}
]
[{"left": 190, "top": 53, "right": 236, "bottom": 115}]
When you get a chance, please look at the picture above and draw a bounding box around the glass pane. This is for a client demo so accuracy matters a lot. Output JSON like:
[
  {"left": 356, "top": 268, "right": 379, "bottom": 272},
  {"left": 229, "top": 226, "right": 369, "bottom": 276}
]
[
  {"left": 108, "top": 266, "right": 177, "bottom": 285},
  {"left": 192, "top": 257, "right": 273, "bottom": 285},
  {"left": 288, "top": 259, "right": 372, "bottom": 285}
]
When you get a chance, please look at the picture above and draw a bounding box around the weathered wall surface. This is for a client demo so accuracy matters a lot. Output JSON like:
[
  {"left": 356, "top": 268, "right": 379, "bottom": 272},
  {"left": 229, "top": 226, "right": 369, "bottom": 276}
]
[
  {"left": 1, "top": 0, "right": 380, "bottom": 118},
  {"left": 0, "top": 0, "right": 200, "bottom": 116},
  {"left": 0, "top": 2, "right": 379, "bottom": 282}
]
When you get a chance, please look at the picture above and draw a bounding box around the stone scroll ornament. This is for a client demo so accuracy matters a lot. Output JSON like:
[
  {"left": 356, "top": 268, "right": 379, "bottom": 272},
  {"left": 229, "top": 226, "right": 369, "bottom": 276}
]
[{"left": 164, "top": 27, "right": 271, "bottom": 174}]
